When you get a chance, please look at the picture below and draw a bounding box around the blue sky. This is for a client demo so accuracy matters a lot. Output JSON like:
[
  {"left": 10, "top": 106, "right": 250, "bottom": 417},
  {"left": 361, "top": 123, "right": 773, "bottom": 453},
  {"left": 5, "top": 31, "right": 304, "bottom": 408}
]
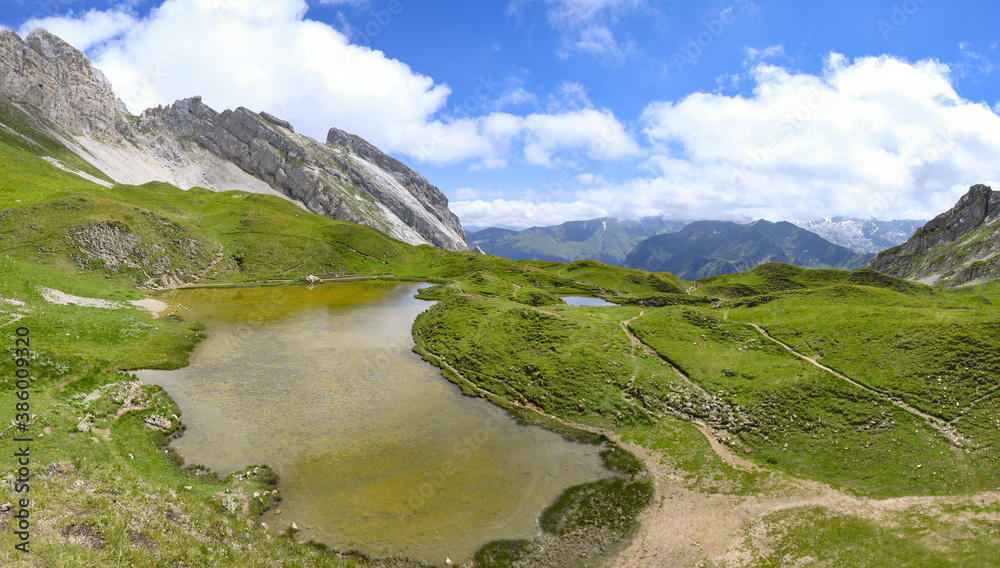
[{"left": 4, "top": 0, "right": 1000, "bottom": 230}]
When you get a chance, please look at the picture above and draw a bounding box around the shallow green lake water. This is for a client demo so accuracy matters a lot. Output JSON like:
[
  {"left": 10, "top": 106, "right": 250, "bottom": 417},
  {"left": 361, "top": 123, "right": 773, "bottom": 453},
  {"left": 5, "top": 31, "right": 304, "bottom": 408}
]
[{"left": 136, "top": 281, "right": 610, "bottom": 564}]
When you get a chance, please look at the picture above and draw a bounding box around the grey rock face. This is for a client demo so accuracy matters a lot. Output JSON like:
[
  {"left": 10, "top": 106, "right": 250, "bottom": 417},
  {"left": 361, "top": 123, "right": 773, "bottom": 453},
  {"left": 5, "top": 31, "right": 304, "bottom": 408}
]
[
  {"left": 136, "top": 97, "right": 467, "bottom": 250},
  {"left": 868, "top": 185, "right": 1000, "bottom": 286},
  {"left": 67, "top": 221, "right": 215, "bottom": 288},
  {"left": 0, "top": 28, "right": 469, "bottom": 251},
  {"left": 0, "top": 29, "right": 129, "bottom": 142}
]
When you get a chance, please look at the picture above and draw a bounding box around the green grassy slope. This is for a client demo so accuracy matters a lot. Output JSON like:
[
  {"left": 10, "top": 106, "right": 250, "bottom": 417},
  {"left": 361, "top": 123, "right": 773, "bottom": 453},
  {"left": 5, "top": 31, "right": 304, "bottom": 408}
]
[
  {"left": 4, "top": 104, "right": 1000, "bottom": 567},
  {"left": 0, "top": 113, "right": 664, "bottom": 567},
  {"left": 693, "top": 263, "right": 930, "bottom": 298}
]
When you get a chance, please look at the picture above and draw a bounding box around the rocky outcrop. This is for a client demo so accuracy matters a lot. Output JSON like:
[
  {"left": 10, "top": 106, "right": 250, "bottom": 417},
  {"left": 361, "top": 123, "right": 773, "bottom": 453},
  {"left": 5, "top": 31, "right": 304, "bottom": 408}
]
[
  {"left": 0, "top": 29, "right": 128, "bottom": 142},
  {"left": 868, "top": 184, "right": 1000, "bottom": 287},
  {"left": 326, "top": 127, "right": 466, "bottom": 249},
  {"left": 134, "top": 97, "right": 467, "bottom": 250},
  {"left": 0, "top": 28, "right": 469, "bottom": 251},
  {"left": 67, "top": 220, "right": 216, "bottom": 288}
]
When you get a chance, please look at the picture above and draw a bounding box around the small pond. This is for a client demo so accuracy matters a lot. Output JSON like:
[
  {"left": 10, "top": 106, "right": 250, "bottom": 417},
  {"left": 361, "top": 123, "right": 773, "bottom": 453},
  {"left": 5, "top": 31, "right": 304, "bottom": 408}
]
[
  {"left": 560, "top": 296, "right": 615, "bottom": 307},
  {"left": 136, "top": 281, "right": 610, "bottom": 564}
]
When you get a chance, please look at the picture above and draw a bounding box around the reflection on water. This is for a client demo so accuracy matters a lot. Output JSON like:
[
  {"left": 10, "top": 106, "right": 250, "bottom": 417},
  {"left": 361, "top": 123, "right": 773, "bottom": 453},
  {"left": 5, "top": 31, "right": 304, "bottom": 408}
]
[{"left": 136, "top": 281, "right": 610, "bottom": 563}]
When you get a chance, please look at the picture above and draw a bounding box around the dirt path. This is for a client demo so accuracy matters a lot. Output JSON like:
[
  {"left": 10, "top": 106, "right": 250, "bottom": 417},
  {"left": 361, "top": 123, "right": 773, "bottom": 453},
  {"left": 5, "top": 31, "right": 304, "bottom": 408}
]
[
  {"left": 621, "top": 314, "right": 711, "bottom": 399},
  {"left": 189, "top": 244, "right": 226, "bottom": 284},
  {"left": 612, "top": 425, "right": 1000, "bottom": 568},
  {"left": 951, "top": 386, "right": 1000, "bottom": 426},
  {"left": 610, "top": 319, "right": 995, "bottom": 567},
  {"left": 621, "top": 312, "right": 646, "bottom": 389},
  {"left": 745, "top": 323, "right": 964, "bottom": 448},
  {"left": 418, "top": 321, "right": 999, "bottom": 568}
]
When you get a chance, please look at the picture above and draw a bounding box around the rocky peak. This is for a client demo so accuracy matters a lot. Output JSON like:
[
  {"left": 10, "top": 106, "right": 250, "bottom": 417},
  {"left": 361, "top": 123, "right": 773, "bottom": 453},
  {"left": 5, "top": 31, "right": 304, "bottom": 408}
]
[
  {"left": 138, "top": 98, "right": 467, "bottom": 250},
  {"left": 1, "top": 28, "right": 470, "bottom": 251},
  {"left": 880, "top": 185, "right": 999, "bottom": 260},
  {"left": 868, "top": 184, "right": 1000, "bottom": 287},
  {"left": 0, "top": 28, "right": 128, "bottom": 142}
]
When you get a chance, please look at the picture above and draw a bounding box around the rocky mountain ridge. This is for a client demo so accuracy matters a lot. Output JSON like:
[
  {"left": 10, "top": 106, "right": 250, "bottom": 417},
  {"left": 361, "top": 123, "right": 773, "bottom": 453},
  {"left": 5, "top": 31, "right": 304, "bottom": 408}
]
[
  {"left": 625, "top": 220, "right": 873, "bottom": 279},
  {"left": 469, "top": 215, "right": 921, "bottom": 269},
  {"left": 0, "top": 28, "right": 467, "bottom": 251},
  {"left": 792, "top": 217, "right": 924, "bottom": 254},
  {"left": 868, "top": 184, "right": 1000, "bottom": 287},
  {"left": 467, "top": 217, "right": 689, "bottom": 265}
]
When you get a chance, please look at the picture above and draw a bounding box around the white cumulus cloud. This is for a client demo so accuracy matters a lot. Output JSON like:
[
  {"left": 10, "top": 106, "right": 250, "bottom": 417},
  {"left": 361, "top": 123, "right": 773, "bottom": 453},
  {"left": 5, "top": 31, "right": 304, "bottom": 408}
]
[
  {"left": 20, "top": 0, "right": 638, "bottom": 171},
  {"left": 20, "top": 8, "right": 138, "bottom": 52},
  {"left": 456, "top": 54, "right": 1000, "bottom": 229}
]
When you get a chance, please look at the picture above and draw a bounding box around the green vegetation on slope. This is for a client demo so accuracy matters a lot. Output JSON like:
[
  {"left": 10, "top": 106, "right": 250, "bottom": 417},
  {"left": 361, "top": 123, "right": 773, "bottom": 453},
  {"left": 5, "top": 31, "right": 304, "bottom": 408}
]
[
  {"left": 628, "top": 303, "right": 989, "bottom": 496},
  {"left": 739, "top": 504, "right": 1000, "bottom": 568},
  {"left": 0, "top": 258, "right": 371, "bottom": 567},
  {"left": 4, "top": 103, "right": 1000, "bottom": 567},
  {"left": 694, "top": 263, "right": 929, "bottom": 298}
]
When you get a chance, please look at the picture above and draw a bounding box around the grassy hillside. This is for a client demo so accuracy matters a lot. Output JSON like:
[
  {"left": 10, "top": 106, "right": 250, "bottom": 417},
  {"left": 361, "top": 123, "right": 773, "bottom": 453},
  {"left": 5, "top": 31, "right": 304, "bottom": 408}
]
[
  {"left": 4, "top": 104, "right": 1000, "bottom": 567},
  {"left": 693, "top": 263, "right": 930, "bottom": 298},
  {"left": 410, "top": 265, "right": 1000, "bottom": 565},
  {"left": 0, "top": 113, "right": 668, "bottom": 567}
]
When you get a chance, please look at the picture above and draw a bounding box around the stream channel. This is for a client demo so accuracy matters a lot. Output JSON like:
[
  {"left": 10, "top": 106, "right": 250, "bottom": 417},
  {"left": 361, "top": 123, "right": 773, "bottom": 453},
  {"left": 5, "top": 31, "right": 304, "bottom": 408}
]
[{"left": 136, "top": 280, "right": 611, "bottom": 564}]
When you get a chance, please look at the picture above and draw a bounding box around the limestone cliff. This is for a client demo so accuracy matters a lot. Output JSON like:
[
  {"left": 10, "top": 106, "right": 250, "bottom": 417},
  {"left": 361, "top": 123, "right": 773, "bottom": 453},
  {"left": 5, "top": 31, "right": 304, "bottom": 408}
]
[
  {"left": 136, "top": 97, "right": 466, "bottom": 249},
  {"left": 0, "top": 29, "right": 128, "bottom": 142},
  {"left": 868, "top": 184, "right": 1000, "bottom": 287},
  {"left": 0, "top": 28, "right": 468, "bottom": 251}
]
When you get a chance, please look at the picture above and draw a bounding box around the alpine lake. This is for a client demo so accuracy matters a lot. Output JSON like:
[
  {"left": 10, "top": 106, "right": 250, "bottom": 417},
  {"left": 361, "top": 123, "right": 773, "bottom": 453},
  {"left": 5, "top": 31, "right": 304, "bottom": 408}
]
[{"left": 136, "top": 281, "right": 612, "bottom": 564}]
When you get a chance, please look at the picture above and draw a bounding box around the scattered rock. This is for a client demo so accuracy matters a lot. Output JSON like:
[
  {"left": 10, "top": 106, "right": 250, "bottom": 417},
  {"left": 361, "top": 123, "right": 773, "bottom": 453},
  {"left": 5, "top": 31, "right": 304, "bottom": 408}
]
[
  {"left": 165, "top": 509, "right": 185, "bottom": 525},
  {"left": 143, "top": 414, "right": 172, "bottom": 431},
  {"left": 76, "top": 414, "right": 93, "bottom": 432}
]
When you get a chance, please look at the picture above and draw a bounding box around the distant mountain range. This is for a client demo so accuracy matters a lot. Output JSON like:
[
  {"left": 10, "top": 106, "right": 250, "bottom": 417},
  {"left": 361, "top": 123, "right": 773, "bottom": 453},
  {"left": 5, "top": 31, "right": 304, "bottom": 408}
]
[
  {"left": 792, "top": 218, "right": 926, "bottom": 254},
  {"left": 869, "top": 184, "right": 1000, "bottom": 287},
  {"left": 623, "top": 220, "right": 874, "bottom": 280},
  {"left": 466, "top": 217, "right": 688, "bottom": 265},
  {"left": 468, "top": 215, "right": 919, "bottom": 279}
]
